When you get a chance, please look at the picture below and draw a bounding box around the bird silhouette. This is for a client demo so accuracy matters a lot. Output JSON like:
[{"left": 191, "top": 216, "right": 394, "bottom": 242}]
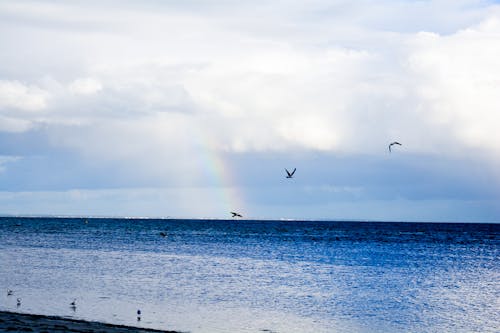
[
  {"left": 7, "top": 290, "right": 13, "bottom": 296},
  {"left": 159, "top": 232, "right": 167, "bottom": 237},
  {"left": 388, "top": 142, "right": 402, "bottom": 153},
  {"left": 231, "top": 212, "right": 242, "bottom": 218},
  {"left": 285, "top": 168, "right": 296, "bottom": 178}
]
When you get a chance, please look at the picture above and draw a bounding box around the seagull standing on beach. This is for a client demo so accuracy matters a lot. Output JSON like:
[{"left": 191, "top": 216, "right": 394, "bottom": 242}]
[
  {"left": 285, "top": 168, "right": 296, "bottom": 179},
  {"left": 388, "top": 141, "right": 402, "bottom": 153},
  {"left": 137, "top": 309, "right": 141, "bottom": 321},
  {"left": 231, "top": 212, "right": 242, "bottom": 218}
]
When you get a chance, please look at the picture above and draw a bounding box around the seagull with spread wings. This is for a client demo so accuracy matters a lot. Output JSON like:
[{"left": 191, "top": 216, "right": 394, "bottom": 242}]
[
  {"left": 388, "top": 142, "right": 402, "bottom": 153},
  {"left": 285, "top": 168, "right": 296, "bottom": 178}
]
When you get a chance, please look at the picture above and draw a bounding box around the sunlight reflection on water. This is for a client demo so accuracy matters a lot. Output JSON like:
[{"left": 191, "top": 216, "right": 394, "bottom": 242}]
[{"left": 0, "top": 218, "right": 498, "bottom": 332}]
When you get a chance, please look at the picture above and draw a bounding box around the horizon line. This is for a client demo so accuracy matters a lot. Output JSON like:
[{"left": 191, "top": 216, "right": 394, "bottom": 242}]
[{"left": 0, "top": 214, "right": 498, "bottom": 224}]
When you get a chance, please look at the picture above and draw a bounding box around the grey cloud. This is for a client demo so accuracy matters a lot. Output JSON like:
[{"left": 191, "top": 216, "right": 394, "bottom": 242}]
[{"left": 0, "top": 0, "right": 499, "bottom": 221}]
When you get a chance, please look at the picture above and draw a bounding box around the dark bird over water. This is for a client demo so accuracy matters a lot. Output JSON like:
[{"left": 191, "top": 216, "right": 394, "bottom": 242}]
[
  {"left": 231, "top": 212, "right": 242, "bottom": 218},
  {"left": 388, "top": 141, "right": 402, "bottom": 153},
  {"left": 285, "top": 168, "right": 296, "bottom": 178}
]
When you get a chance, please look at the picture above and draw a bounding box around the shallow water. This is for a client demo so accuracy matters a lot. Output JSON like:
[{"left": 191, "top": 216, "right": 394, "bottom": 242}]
[{"left": 0, "top": 217, "right": 498, "bottom": 332}]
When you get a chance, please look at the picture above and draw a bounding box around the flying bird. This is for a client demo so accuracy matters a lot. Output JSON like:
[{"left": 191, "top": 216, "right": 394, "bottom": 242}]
[
  {"left": 231, "top": 212, "right": 242, "bottom": 218},
  {"left": 159, "top": 232, "right": 167, "bottom": 237},
  {"left": 7, "top": 290, "right": 13, "bottom": 296},
  {"left": 16, "top": 298, "right": 21, "bottom": 307},
  {"left": 285, "top": 168, "right": 296, "bottom": 179},
  {"left": 388, "top": 141, "right": 402, "bottom": 153}
]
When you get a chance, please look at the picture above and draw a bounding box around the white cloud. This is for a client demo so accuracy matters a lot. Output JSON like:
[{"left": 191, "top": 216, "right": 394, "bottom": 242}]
[
  {"left": 1, "top": 1, "right": 499, "bottom": 178},
  {"left": 405, "top": 16, "right": 500, "bottom": 155},
  {"left": 0, "top": 80, "right": 49, "bottom": 111},
  {"left": 277, "top": 114, "right": 340, "bottom": 151},
  {"left": 68, "top": 78, "right": 102, "bottom": 95}
]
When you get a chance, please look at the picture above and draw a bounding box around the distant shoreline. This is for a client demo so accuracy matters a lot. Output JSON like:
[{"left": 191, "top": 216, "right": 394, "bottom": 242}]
[{"left": 0, "top": 311, "right": 181, "bottom": 333}]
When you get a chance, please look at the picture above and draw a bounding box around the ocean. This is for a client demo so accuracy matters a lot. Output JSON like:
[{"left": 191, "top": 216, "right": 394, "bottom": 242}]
[{"left": 0, "top": 217, "right": 498, "bottom": 332}]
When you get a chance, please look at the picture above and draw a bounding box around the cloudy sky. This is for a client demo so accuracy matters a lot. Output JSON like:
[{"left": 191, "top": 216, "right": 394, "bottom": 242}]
[{"left": 1, "top": 0, "right": 500, "bottom": 222}]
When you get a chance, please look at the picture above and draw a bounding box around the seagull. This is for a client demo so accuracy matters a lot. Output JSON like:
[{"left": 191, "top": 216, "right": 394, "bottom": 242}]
[
  {"left": 70, "top": 299, "right": 77, "bottom": 311},
  {"left": 231, "top": 212, "right": 242, "bottom": 218},
  {"left": 16, "top": 298, "right": 21, "bottom": 307},
  {"left": 285, "top": 168, "right": 296, "bottom": 179},
  {"left": 388, "top": 141, "right": 402, "bottom": 153},
  {"left": 7, "top": 290, "right": 13, "bottom": 296},
  {"left": 137, "top": 309, "right": 141, "bottom": 321}
]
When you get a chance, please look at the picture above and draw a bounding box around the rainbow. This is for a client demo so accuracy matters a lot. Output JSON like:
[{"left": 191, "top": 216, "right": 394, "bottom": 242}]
[{"left": 195, "top": 130, "right": 246, "bottom": 218}]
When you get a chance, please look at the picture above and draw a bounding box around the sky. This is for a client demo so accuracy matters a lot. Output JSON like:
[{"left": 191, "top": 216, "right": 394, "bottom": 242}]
[{"left": 0, "top": 0, "right": 500, "bottom": 222}]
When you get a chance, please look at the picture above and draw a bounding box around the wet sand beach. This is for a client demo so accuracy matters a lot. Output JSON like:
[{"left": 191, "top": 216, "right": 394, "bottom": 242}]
[{"left": 0, "top": 311, "right": 181, "bottom": 333}]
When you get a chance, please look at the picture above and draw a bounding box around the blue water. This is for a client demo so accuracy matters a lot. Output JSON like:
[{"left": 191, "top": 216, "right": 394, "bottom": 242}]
[{"left": 0, "top": 217, "right": 498, "bottom": 332}]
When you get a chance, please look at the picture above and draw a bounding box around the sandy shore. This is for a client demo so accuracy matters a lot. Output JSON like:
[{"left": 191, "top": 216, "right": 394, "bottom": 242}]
[{"left": 0, "top": 311, "right": 182, "bottom": 333}]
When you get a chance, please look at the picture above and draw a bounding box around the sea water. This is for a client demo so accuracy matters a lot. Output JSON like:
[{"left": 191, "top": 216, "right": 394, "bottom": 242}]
[{"left": 0, "top": 217, "right": 498, "bottom": 333}]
